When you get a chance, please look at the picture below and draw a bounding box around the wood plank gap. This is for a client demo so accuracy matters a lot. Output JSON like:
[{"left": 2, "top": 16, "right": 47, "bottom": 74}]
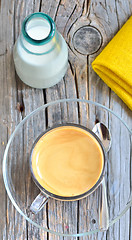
[
  {"left": 81, "top": 0, "right": 86, "bottom": 16},
  {"left": 15, "top": 75, "right": 25, "bottom": 118},
  {"left": 68, "top": 60, "right": 74, "bottom": 75},
  {"left": 118, "top": 115, "right": 122, "bottom": 240},
  {"left": 39, "top": 0, "right": 42, "bottom": 12},
  {"left": 74, "top": 69, "right": 79, "bottom": 99},
  {"left": 119, "top": 108, "right": 122, "bottom": 214},
  {"left": 54, "top": 0, "right": 62, "bottom": 22},
  {"left": 5, "top": 122, "right": 11, "bottom": 239},
  {"left": 5, "top": 190, "right": 7, "bottom": 240},
  {"left": 129, "top": 0, "right": 132, "bottom": 10},
  {"left": 115, "top": 0, "right": 120, "bottom": 28},
  {"left": 43, "top": 90, "right": 48, "bottom": 128},
  {"left": 87, "top": 55, "right": 89, "bottom": 100},
  {"left": 104, "top": 0, "right": 107, "bottom": 8},
  {"left": 129, "top": 208, "right": 131, "bottom": 240},
  {"left": 130, "top": 134, "right": 132, "bottom": 198},
  {"left": 20, "top": 93, "right": 25, "bottom": 118},
  {"left": 68, "top": 59, "right": 80, "bottom": 122},
  {"left": 74, "top": 68, "right": 81, "bottom": 123},
  {"left": 13, "top": 0, "right": 16, "bottom": 44},
  {"left": 106, "top": 152, "right": 109, "bottom": 240},
  {"left": 119, "top": 217, "right": 120, "bottom": 240},
  {"left": 43, "top": 89, "right": 47, "bottom": 103},
  {"left": 67, "top": 42, "right": 77, "bottom": 56},
  {"left": 13, "top": 1, "right": 25, "bottom": 119},
  {"left": 63, "top": 4, "right": 77, "bottom": 35},
  {"left": 108, "top": 87, "right": 111, "bottom": 110},
  {"left": 63, "top": 76, "right": 67, "bottom": 97},
  {"left": 13, "top": 206, "right": 16, "bottom": 239},
  {"left": 46, "top": 203, "right": 49, "bottom": 240},
  {"left": 33, "top": 0, "right": 35, "bottom": 11},
  {"left": 77, "top": 200, "right": 80, "bottom": 240},
  {"left": 62, "top": 203, "right": 64, "bottom": 240},
  {"left": 129, "top": 136, "right": 132, "bottom": 240},
  {"left": 26, "top": 220, "right": 29, "bottom": 240},
  {"left": 5, "top": 127, "right": 8, "bottom": 240},
  {"left": 86, "top": 0, "right": 92, "bottom": 17},
  {"left": 67, "top": 11, "right": 83, "bottom": 37}
]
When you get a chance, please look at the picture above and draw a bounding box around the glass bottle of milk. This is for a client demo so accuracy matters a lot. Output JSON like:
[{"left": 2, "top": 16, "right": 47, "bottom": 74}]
[{"left": 13, "top": 13, "right": 68, "bottom": 88}]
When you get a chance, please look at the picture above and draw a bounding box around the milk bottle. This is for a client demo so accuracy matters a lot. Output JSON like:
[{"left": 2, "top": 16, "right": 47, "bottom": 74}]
[{"left": 13, "top": 13, "right": 68, "bottom": 88}]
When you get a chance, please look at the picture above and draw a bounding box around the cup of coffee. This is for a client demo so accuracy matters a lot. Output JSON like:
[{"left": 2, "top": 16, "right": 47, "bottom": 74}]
[{"left": 29, "top": 123, "right": 106, "bottom": 214}]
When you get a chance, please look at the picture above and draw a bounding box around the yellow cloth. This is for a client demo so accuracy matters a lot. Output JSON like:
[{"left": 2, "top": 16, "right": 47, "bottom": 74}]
[{"left": 92, "top": 16, "right": 132, "bottom": 110}]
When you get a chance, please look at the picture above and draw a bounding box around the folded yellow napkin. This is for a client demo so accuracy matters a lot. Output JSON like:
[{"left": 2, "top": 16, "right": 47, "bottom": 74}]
[{"left": 92, "top": 16, "right": 132, "bottom": 110}]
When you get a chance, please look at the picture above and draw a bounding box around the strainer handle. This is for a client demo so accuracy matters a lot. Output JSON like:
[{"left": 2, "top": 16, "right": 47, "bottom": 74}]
[{"left": 30, "top": 192, "right": 49, "bottom": 214}]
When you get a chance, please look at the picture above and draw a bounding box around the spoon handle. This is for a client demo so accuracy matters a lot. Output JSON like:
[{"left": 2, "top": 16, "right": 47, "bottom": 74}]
[{"left": 99, "top": 177, "right": 109, "bottom": 231}]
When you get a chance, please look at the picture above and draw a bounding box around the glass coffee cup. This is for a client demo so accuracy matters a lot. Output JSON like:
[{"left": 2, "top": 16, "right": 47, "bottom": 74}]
[
  {"left": 3, "top": 99, "right": 131, "bottom": 236},
  {"left": 29, "top": 123, "right": 106, "bottom": 214}
]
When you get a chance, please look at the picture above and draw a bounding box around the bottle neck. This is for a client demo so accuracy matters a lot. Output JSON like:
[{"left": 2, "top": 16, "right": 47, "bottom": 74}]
[{"left": 20, "top": 12, "right": 59, "bottom": 55}]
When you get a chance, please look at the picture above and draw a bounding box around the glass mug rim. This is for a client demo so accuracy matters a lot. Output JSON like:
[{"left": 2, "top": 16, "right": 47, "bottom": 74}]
[{"left": 29, "top": 123, "right": 106, "bottom": 201}]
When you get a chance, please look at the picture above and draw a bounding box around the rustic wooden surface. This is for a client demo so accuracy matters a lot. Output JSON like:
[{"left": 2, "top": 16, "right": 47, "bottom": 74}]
[{"left": 0, "top": 0, "right": 132, "bottom": 239}]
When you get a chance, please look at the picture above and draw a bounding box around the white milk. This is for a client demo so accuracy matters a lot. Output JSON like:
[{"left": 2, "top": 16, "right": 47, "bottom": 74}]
[
  {"left": 27, "top": 18, "right": 51, "bottom": 40},
  {"left": 13, "top": 14, "right": 68, "bottom": 88}
]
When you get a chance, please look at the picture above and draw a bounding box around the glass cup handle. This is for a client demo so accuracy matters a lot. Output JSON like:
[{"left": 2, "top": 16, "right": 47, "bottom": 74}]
[
  {"left": 99, "top": 177, "right": 109, "bottom": 231},
  {"left": 30, "top": 192, "right": 49, "bottom": 214}
]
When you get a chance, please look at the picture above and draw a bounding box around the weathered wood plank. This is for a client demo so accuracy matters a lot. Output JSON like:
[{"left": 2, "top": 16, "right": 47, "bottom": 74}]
[
  {"left": 108, "top": 0, "right": 132, "bottom": 238},
  {"left": 1, "top": 0, "right": 48, "bottom": 239},
  {"left": 41, "top": 1, "right": 84, "bottom": 239},
  {"left": 64, "top": 1, "right": 109, "bottom": 239},
  {"left": 87, "top": 2, "right": 117, "bottom": 238},
  {"left": 45, "top": 100, "right": 79, "bottom": 240},
  {"left": 0, "top": 0, "right": 26, "bottom": 239},
  {"left": 44, "top": 2, "right": 89, "bottom": 238},
  {"left": 64, "top": 0, "right": 132, "bottom": 240},
  {"left": 0, "top": 56, "right": 8, "bottom": 240},
  {"left": 14, "top": 0, "right": 48, "bottom": 239},
  {"left": 88, "top": 1, "right": 132, "bottom": 240},
  {"left": 0, "top": 3, "right": 9, "bottom": 237},
  {"left": 1, "top": 0, "right": 132, "bottom": 239}
]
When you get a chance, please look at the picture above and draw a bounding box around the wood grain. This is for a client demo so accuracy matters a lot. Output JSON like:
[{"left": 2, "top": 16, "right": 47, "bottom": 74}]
[{"left": 0, "top": 0, "right": 132, "bottom": 239}]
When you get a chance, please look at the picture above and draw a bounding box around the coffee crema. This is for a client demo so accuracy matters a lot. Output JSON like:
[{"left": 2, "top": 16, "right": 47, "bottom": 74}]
[{"left": 31, "top": 126, "right": 104, "bottom": 197}]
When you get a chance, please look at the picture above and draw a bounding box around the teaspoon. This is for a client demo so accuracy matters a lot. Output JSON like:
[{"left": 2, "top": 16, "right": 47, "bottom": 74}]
[{"left": 92, "top": 122, "right": 111, "bottom": 231}]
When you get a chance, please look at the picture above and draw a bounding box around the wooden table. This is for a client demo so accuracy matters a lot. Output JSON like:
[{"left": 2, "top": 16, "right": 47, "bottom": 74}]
[{"left": 0, "top": 0, "right": 132, "bottom": 239}]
